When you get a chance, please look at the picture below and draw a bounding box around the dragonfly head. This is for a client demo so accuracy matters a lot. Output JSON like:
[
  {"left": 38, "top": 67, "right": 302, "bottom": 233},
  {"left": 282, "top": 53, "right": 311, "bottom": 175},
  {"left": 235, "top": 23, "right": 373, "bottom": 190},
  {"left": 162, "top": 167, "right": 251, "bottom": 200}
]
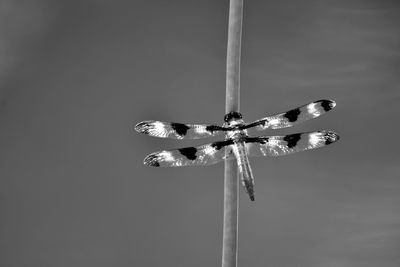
[{"left": 224, "top": 111, "right": 243, "bottom": 124}]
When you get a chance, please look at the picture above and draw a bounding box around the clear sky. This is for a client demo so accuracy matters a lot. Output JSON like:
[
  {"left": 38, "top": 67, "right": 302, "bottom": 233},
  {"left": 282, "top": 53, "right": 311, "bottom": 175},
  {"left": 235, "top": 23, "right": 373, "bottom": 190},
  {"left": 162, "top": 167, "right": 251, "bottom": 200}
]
[{"left": 0, "top": 1, "right": 399, "bottom": 266}]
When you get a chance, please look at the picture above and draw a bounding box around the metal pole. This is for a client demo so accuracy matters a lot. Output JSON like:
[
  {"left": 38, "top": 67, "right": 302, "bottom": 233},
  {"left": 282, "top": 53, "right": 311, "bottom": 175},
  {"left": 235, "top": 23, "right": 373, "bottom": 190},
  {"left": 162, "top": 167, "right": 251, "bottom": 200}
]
[{"left": 222, "top": 1, "right": 243, "bottom": 267}]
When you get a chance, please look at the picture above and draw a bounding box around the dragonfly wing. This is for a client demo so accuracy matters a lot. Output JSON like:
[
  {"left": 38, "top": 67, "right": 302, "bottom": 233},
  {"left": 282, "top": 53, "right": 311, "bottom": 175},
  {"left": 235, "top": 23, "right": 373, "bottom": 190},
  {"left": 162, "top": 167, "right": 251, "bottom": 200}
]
[
  {"left": 143, "top": 140, "right": 235, "bottom": 167},
  {"left": 245, "top": 99, "right": 336, "bottom": 130},
  {"left": 135, "top": 120, "right": 227, "bottom": 139},
  {"left": 244, "top": 131, "right": 339, "bottom": 157}
]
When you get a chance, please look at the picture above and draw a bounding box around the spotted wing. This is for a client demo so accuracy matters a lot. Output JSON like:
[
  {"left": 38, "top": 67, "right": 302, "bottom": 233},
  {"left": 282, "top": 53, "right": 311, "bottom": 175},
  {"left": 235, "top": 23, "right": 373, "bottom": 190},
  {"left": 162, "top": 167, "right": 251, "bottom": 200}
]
[
  {"left": 143, "top": 140, "right": 236, "bottom": 167},
  {"left": 243, "top": 131, "right": 339, "bottom": 157},
  {"left": 244, "top": 99, "right": 336, "bottom": 130},
  {"left": 135, "top": 120, "right": 227, "bottom": 139}
]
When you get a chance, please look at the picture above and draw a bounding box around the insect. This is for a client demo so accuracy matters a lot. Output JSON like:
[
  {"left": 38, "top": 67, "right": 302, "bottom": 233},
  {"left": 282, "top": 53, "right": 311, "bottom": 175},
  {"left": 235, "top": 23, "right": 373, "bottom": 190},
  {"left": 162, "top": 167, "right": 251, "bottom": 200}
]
[{"left": 135, "top": 99, "right": 339, "bottom": 201}]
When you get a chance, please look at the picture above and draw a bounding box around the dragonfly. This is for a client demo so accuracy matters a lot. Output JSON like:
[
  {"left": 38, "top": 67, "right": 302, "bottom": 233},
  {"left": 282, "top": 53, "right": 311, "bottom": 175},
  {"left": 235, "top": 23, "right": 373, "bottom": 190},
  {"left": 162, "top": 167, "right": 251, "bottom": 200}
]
[{"left": 135, "top": 99, "right": 339, "bottom": 201}]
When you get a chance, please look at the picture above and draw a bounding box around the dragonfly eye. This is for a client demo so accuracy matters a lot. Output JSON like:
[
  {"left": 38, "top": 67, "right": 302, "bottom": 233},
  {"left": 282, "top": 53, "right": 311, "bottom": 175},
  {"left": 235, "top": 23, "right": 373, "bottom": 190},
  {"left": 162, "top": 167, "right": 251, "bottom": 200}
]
[{"left": 224, "top": 111, "right": 243, "bottom": 123}]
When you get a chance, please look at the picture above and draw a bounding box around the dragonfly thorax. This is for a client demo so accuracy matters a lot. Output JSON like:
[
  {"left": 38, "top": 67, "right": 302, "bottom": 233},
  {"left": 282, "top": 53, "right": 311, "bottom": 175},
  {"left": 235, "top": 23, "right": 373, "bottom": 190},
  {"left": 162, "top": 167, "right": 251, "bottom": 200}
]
[
  {"left": 223, "top": 112, "right": 247, "bottom": 140},
  {"left": 226, "top": 128, "right": 248, "bottom": 140}
]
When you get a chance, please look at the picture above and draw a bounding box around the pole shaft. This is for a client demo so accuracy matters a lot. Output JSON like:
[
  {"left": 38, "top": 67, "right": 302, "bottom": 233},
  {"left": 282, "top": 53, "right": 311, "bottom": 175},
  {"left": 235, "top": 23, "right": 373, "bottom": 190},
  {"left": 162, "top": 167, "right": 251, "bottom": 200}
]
[
  {"left": 222, "top": 1, "right": 243, "bottom": 267},
  {"left": 225, "top": 0, "right": 243, "bottom": 113}
]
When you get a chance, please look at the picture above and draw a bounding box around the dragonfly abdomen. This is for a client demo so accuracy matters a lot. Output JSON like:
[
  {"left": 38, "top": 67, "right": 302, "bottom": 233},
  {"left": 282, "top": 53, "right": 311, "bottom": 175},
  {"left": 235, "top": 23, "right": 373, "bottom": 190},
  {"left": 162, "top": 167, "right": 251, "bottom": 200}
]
[{"left": 232, "top": 141, "right": 255, "bottom": 201}]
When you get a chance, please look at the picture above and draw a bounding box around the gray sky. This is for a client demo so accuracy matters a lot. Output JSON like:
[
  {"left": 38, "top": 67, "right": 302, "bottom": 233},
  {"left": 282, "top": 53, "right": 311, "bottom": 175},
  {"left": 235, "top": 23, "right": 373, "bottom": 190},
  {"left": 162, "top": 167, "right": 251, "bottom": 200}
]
[{"left": 0, "top": 1, "right": 400, "bottom": 266}]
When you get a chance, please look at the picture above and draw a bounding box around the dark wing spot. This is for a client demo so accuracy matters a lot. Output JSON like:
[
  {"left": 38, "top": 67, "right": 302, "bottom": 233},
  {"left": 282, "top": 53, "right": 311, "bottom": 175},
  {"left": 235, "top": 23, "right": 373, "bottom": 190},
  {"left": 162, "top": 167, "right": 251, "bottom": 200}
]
[
  {"left": 240, "top": 120, "right": 267, "bottom": 130},
  {"left": 171, "top": 123, "right": 190, "bottom": 137},
  {"left": 211, "top": 139, "right": 234, "bottom": 150},
  {"left": 243, "top": 137, "right": 268, "bottom": 144},
  {"left": 283, "top": 133, "right": 302, "bottom": 148},
  {"left": 284, "top": 108, "right": 301, "bottom": 122},
  {"left": 178, "top": 147, "right": 198, "bottom": 160},
  {"left": 144, "top": 154, "right": 160, "bottom": 167},
  {"left": 318, "top": 99, "right": 335, "bottom": 112}
]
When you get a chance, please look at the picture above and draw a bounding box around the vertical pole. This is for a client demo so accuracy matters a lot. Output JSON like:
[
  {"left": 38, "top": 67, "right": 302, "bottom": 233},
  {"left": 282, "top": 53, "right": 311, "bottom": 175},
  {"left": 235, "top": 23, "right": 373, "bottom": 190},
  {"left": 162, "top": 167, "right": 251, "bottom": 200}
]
[{"left": 222, "top": 1, "right": 243, "bottom": 267}]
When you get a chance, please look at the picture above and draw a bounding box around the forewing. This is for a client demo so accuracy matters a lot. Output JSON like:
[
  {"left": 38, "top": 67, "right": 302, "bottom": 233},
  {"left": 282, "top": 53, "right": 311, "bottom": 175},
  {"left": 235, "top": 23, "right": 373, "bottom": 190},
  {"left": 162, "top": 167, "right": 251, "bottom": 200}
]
[
  {"left": 143, "top": 140, "right": 235, "bottom": 167},
  {"left": 135, "top": 120, "right": 226, "bottom": 139},
  {"left": 246, "top": 99, "right": 336, "bottom": 130},
  {"left": 244, "top": 131, "right": 339, "bottom": 157}
]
